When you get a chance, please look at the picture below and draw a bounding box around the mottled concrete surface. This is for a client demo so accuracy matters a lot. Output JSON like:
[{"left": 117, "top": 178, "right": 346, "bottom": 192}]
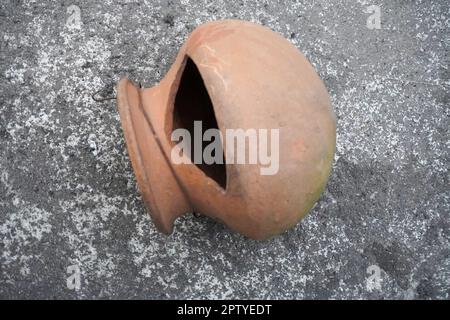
[{"left": 0, "top": 0, "right": 448, "bottom": 299}]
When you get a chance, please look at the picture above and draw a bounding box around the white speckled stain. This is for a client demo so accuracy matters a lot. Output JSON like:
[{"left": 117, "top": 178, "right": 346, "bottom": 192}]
[{"left": 0, "top": 171, "right": 52, "bottom": 277}]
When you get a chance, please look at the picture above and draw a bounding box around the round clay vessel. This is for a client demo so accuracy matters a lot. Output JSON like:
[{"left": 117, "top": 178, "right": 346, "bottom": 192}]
[{"left": 117, "top": 19, "right": 336, "bottom": 240}]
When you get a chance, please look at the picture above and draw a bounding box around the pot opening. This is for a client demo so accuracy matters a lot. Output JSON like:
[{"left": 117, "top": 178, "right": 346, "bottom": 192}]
[{"left": 172, "top": 56, "right": 227, "bottom": 190}]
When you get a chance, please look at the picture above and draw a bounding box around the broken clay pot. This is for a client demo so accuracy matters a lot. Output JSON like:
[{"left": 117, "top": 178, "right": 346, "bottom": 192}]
[{"left": 117, "top": 19, "right": 336, "bottom": 240}]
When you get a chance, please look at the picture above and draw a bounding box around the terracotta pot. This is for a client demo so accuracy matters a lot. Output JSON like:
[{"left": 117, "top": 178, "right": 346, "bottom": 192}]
[{"left": 117, "top": 19, "right": 336, "bottom": 240}]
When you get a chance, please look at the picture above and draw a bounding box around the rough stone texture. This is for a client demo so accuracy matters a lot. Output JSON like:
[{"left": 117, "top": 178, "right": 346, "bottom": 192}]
[{"left": 0, "top": 0, "right": 448, "bottom": 299}]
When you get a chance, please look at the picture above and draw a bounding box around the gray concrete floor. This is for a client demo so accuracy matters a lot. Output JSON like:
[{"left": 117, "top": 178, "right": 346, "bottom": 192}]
[{"left": 0, "top": 0, "right": 448, "bottom": 299}]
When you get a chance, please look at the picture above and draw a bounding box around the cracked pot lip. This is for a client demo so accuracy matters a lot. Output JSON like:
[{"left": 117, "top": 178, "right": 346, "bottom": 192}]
[
  {"left": 117, "top": 78, "right": 172, "bottom": 234},
  {"left": 116, "top": 78, "right": 161, "bottom": 228},
  {"left": 117, "top": 77, "right": 194, "bottom": 235}
]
